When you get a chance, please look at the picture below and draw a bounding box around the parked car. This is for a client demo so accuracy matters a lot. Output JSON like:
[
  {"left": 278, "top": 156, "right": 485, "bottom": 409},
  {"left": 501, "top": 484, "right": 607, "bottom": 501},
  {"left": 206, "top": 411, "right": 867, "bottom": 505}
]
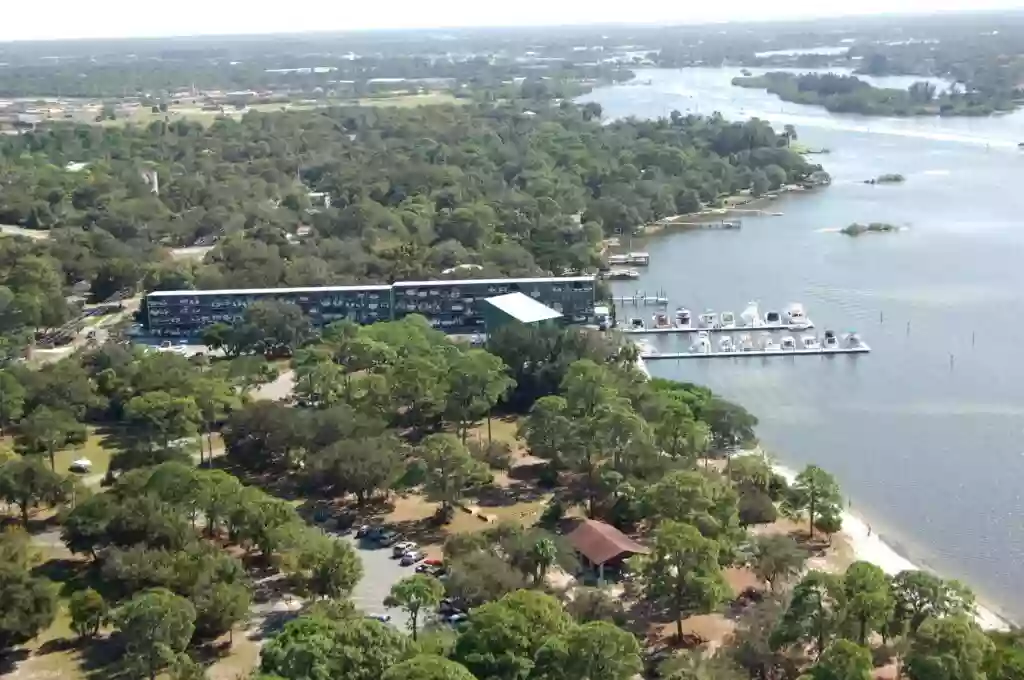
[
  {"left": 377, "top": 531, "right": 400, "bottom": 547},
  {"left": 400, "top": 551, "right": 424, "bottom": 566},
  {"left": 366, "top": 613, "right": 391, "bottom": 623},
  {"left": 392, "top": 541, "right": 417, "bottom": 558},
  {"left": 445, "top": 612, "right": 468, "bottom": 625},
  {"left": 355, "top": 524, "right": 373, "bottom": 538}
]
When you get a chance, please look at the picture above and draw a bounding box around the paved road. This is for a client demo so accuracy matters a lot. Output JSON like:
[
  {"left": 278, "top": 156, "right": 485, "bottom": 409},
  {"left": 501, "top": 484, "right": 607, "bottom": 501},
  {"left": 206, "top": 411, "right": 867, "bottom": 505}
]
[{"left": 340, "top": 535, "right": 418, "bottom": 630}]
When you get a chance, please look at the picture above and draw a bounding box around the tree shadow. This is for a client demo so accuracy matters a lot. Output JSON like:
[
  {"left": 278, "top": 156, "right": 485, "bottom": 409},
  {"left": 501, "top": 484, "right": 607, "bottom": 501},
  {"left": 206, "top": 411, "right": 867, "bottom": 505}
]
[
  {"left": 32, "top": 557, "right": 100, "bottom": 598},
  {"left": 80, "top": 634, "right": 128, "bottom": 680},
  {"left": 0, "top": 649, "right": 30, "bottom": 676}
]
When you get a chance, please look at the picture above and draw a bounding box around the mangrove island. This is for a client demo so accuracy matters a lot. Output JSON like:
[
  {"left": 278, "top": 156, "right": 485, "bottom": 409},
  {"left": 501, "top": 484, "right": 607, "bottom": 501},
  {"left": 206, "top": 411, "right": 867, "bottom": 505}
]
[{"left": 731, "top": 72, "right": 1016, "bottom": 117}]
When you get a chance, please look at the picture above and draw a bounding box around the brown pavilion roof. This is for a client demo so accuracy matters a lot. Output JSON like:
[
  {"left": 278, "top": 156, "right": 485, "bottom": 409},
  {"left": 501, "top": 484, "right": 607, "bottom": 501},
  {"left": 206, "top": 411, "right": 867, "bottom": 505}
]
[{"left": 567, "top": 519, "right": 649, "bottom": 565}]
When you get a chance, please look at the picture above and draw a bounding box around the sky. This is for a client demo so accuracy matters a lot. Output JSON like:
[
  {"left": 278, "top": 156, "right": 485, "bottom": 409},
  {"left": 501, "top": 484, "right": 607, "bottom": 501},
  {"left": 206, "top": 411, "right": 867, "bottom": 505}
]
[{"left": 3, "top": 0, "right": 1024, "bottom": 42}]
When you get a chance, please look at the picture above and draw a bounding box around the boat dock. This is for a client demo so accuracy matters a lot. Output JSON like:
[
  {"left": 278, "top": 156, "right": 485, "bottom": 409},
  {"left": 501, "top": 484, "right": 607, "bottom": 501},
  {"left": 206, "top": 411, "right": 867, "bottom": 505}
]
[
  {"left": 606, "top": 251, "right": 650, "bottom": 266},
  {"left": 624, "top": 323, "right": 814, "bottom": 334},
  {"left": 641, "top": 345, "right": 871, "bottom": 360},
  {"left": 612, "top": 292, "right": 669, "bottom": 305}
]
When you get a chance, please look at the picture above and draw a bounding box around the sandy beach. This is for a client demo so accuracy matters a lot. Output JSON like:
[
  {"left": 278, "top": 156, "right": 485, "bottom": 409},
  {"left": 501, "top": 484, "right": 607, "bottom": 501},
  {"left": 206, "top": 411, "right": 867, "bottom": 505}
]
[{"left": 771, "top": 460, "right": 1012, "bottom": 631}]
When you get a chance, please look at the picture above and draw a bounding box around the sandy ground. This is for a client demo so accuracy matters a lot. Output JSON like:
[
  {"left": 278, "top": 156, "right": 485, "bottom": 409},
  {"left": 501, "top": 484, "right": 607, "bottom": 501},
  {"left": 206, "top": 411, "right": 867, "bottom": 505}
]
[{"left": 769, "top": 460, "right": 1011, "bottom": 631}]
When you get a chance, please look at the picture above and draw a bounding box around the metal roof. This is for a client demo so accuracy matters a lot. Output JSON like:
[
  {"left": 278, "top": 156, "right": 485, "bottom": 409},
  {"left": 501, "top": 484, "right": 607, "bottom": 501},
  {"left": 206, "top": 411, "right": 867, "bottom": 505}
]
[
  {"left": 567, "top": 519, "right": 649, "bottom": 565},
  {"left": 393, "top": 275, "right": 594, "bottom": 288},
  {"left": 484, "top": 292, "right": 563, "bottom": 324},
  {"left": 147, "top": 284, "right": 391, "bottom": 297}
]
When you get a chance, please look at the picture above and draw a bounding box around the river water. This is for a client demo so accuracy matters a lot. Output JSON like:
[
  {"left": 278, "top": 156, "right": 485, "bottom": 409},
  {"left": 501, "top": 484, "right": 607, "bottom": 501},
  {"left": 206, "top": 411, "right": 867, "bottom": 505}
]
[{"left": 579, "top": 68, "right": 1024, "bottom": 621}]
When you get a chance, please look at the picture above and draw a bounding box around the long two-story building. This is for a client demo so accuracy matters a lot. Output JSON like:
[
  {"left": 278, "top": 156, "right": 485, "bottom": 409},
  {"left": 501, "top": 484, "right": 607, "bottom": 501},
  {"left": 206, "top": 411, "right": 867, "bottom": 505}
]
[{"left": 145, "top": 276, "right": 596, "bottom": 336}]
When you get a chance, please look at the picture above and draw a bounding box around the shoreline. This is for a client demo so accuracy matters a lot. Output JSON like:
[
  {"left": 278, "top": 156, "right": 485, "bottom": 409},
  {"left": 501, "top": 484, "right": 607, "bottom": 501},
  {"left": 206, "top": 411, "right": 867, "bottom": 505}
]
[
  {"left": 769, "top": 459, "right": 1013, "bottom": 631},
  {"left": 629, "top": 354, "right": 1013, "bottom": 631}
]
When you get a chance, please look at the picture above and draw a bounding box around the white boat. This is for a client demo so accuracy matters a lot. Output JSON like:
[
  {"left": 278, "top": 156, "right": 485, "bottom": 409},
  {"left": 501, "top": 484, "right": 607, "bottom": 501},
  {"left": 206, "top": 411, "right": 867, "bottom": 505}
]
[
  {"left": 740, "top": 302, "right": 762, "bottom": 328},
  {"left": 801, "top": 335, "right": 821, "bottom": 350},
  {"left": 762, "top": 333, "right": 781, "bottom": 351},
  {"left": 676, "top": 308, "right": 692, "bottom": 327},
  {"left": 606, "top": 268, "right": 640, "bottom": 280},
  {"left": 738, "top": 333, "right": 756, "bottom": 351},
  {"left": 719, "top": 335, "right": 735, "bottom": 352},
  {"left": 720, "top": 311, "right": 737, "bottom": 328},
  {"left": 629, "top": 317, "right": 646, "bottom": 330},
  {"left": 845, "top": 332, "right": 865, "bottom": 349},
  {"left": 764, "top": 310, "right": 782, "bottom": 327},
  {"left": 785, "top": 303, "right": 811, "bottom": 329},
  {"left": 652, "top": 312, "right": 670, "bottom": 328},
  {"left": 781, "top": 336, "right": 797, "bottom": 350},
  {"left": 690, "top": 332, "right": 711, "bottom": 354},
  {"left": 698, "top": 311, "right": 718, "bottom": 328},
  {"left": 823, "top": 330, "right": 839, "bottom": 349}
]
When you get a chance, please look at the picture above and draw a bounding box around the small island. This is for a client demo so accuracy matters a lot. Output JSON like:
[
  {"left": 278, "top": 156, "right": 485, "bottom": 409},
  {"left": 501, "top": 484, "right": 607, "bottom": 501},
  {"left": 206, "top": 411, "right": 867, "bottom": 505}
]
[
  {"left": 731, "top": 71, "right": 1015, "bottom": 117},
  {"left": 840, "top": 222, "right": 900, "bottom": 236},
  {"left": 864, "top": 173, "right": 905, "bottom": 184}
]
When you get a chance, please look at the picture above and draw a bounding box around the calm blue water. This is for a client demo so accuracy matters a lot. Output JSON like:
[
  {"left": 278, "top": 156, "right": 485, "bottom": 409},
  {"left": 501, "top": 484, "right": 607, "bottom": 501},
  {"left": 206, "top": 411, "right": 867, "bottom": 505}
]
[{"left": 580, "top": 68, "right": 1024, "bottom": 621}]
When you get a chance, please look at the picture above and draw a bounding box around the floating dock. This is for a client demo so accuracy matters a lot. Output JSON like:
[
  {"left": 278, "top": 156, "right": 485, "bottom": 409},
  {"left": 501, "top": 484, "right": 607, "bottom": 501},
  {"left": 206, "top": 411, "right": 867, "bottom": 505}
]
[
  {"left": 606, "top": 252, "right": 651, "bottom": 266},
  {"left": 612, "top": 295, "right": 669, "bottom": 305},
  {"left": 641, "top": 345, "right": 871, "bottom": 360},
  {"left": 623, "top": 323, "right": 814, "bottom": 334}
]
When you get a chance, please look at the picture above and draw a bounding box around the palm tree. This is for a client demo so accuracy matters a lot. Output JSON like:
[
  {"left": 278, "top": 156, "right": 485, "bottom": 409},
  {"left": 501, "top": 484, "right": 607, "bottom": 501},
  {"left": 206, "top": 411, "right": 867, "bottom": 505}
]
[
  {"left": 529, "top": 536, "right": 559, "bottom": 584},
  {"left": 783, "top": 124, "right": 798, "bottom": 147}
]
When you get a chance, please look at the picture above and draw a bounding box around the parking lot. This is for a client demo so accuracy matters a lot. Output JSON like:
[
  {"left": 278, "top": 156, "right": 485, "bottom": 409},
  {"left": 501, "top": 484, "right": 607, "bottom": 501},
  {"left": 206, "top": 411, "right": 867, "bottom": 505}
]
[{"left": 341, "top": 535, "right": 422, "bottom": 630}]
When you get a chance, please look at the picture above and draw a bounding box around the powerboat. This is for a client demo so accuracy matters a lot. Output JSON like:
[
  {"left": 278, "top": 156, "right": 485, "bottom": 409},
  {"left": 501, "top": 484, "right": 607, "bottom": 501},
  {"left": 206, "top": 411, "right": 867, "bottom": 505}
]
[
  {"left": 845, "top": 332, "right": 865, "bottom": 349},
  {"left": 823, "top": 330, "right": 839, "bottom": 349},
  {"left": 801, "top": 335, "right": 821, "bottom": 350},
  {"left": 720, "top": 311, "right": 737, "bottom": 329},
  {"left": 698, "top": 311, "right": 718, "bottom": 329},
  {"left": 630, "top": 317, "right": 646, "bottom": 330},
  {"left": 781, "top": 336, "right": 797, "bottom": 350},
  {"left": 764, "top": 310, "right": 782, "bottom": 327},
  {"left": 738, "top": 333, "right": 756, "bottom": 351},
  {"left": 690, "top": 332, "right": 711, "bottom": 354},
  {"left": 606, "top": 268, "right": 640, "bottom": 280},
  {"left": 740, "top": 302, "right": 762, "bottom": 328},
  {"left": 675, "top": 308, "right": 692, "bottom": 327},
  {"left": 785, "top": 303, "right": 811, "bottom": 330},
  {"left": 719, "top": 335, "right": 735, "bottom": 352},
  {"left": 762, "top": 333, "right": 781, "bottom": 351},
  {"left": 652, "top": 312, "right": 670, "bottom": 328}
]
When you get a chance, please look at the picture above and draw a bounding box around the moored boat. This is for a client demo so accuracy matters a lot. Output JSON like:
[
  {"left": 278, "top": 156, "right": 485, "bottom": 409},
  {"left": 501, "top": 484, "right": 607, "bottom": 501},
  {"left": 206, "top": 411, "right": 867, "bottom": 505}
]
[
  {"left": 823, "top": 330, "right": 839, "bottom": 349},
  {"left": 781, "top": 336, "right": 797, "bottom": 350},
  {"left": 801, "top": 335, "right": 821, "bottom": 350},
  {"left": 676, "top": 307, "right": 692, "bottom": 327},
  {"left": 720, "top": 311, "right": 737, "bottom": 328}
]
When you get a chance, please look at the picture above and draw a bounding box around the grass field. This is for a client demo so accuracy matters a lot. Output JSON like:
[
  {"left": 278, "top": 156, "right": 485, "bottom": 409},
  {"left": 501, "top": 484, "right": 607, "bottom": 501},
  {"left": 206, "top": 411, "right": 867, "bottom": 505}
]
[{"left": 79, "top": 92, "right": 464, "bottom": 128}]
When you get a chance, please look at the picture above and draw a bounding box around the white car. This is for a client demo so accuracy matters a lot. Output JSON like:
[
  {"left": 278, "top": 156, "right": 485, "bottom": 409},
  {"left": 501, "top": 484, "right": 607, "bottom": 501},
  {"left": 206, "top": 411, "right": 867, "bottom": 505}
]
[
  {"left": 392, "top": 541, "right": 417, "bottom": 558},
  {"left": 400, "top": 551, "right": 424, "bottom": 566}
]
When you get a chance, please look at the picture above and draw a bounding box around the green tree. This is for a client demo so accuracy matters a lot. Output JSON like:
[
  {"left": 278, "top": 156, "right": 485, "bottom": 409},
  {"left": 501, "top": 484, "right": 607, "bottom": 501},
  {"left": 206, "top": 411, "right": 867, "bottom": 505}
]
[
  {"left": 384, "top": 574, "right": 445, "bottom": 641},
  {"left": 0, "top": 455, "right": 68, "bottom": 527},
  {"left": 304, "top": 538, "right": 364, "bottom": 600},
  {"left": 454, "top": 590, "right": 572, "bottom": 680},
  {"left": 192, "top": 581, "right": 252, "bottom": 640},
  {"left": 748, "top": 534, "right": 806, "bottom": 593},
  {"left": 312, "top": 434, "right": 403, "bottom": 504},
  {"left": 0, "top": 529, "right": 57, "bottom": 651},
  {"left": 561, "top": 620, "right": 643, "bottom": 680},
  {"left": 785, "top": 465, "right": 843, "bottom": 540},
  {"left": 889, "top": 570, "right": 976, "bottom": 636},
  {"left": 16, "top": 406, "right": 84, "bottom": 471},
  {"left": 69, "top": 588, "right": 107, "bottom": 639},
  {"left": 774, "top": 570, "right": 844, "bottom": 658},
  {"left": 125, "top": 391, "right": 201, "bottom": 452},
  {"left": 382, "top": 655, "right": 477, "bottom": 680},
  {"left": 633, "top": 520, "right": 730, "bottom": 641},
  {"left": 113, "top": 588, "right": 196, "bottom": 680},
  {"left": 702, "top": 398, "right": 757, "bottom": 453},
  {"left": 904, "top": 615, "right": 994, "bottom": 680},
  {"left": 807, "top": 640, "right": 873, "bottom": 680},
  {"left": 0, "top": 370, "right": 25, "bottom": 436},
  {"left": 445, "top": 349, "right": 514, "bottom": 443},
  {"left": 642, "top": 470, "right": 741, "bottom": 548},
  {"left": 260, "top": 615, "right": 409, "bottom": 680},
  {"left": 192, "top": 377, "right": 239, "bottom": 467},
  {"left": 654, "top": 399, "right": 707, "bottom": 465},
  {"left": 418, "top": 433, "right": 491, "bottom": 516},
  {"left": 841, "top": 561, "right": 893, "bottom": 646}
]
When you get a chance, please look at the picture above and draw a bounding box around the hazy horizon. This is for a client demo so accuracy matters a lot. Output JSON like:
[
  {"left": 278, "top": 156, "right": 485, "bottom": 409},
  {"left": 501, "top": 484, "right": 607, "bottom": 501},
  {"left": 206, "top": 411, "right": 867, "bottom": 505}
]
[{"left": 3, "top": 0, "right": 1024, "bottom": 43}]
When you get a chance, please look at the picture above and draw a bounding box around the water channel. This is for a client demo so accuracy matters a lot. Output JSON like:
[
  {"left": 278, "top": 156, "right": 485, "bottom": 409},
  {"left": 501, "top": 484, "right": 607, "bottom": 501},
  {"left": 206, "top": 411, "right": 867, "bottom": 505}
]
[{"left": 579, "top": 67, "right": 1024, "bottom": 621}]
